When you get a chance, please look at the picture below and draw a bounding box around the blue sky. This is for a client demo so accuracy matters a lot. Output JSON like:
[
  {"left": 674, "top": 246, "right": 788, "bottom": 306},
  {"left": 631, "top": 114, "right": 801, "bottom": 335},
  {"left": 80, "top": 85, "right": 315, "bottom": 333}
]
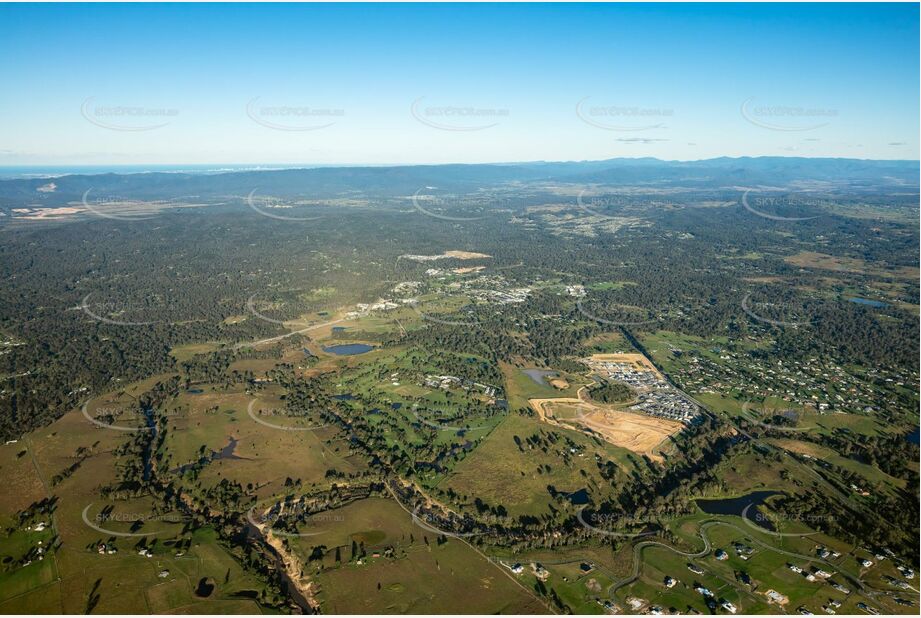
[{"left": 0, "top": 2, "right": 917, "bottom": 165}]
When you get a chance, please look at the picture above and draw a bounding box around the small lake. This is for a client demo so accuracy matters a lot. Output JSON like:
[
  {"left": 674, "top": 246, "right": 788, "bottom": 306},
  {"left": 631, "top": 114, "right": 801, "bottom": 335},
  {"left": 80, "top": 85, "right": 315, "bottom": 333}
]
[
  {"left": 216, "top": 436, "right": 240, "bottom": 460},
  {"left": 172, "top": 436, "right": 242, "bottom": 474},
  {"left": 696, "top": 490, "right": 780, "bottom": 531},
  {"left": 522, "top": 368, "right": 558, "bottom": 386},
  {"left": 847, "top": 297, "right": 889, "bottom": 308},
  {"left": 332, "top": 393, "right": 355, "bottom": 401},
  {"left": 323, "top": 343, "right": 374, "bottom": 356},
  {"left": 906, "top": 426, "right": 920, "bottom": 446}
]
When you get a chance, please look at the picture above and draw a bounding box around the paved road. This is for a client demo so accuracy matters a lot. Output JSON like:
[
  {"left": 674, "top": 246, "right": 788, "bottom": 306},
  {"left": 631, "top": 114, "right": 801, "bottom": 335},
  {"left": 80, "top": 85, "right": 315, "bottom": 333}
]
[{"left": 605, "top": 516, "right": 910, "bottom": 610}]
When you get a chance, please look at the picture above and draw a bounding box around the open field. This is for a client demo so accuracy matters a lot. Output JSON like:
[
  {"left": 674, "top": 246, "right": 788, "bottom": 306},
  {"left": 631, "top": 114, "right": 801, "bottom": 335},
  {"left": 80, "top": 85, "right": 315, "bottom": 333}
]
[
  {"left": 767, "top": 438, "right": 907, "bottom": 489},
  {"left": 289, "top": 498, "right": 418, "bottom": 554},
  {"left": 582, "top": 331, "right": 628, "bottom": 354},
  {"left": 308, "top": 498, "right": 548, "bottom": 614},
  {"left": 784, "top": 251, "right": 919, "bottom": 280},
  {"left": 169, "top": 342, "right": 227, "bottom": 363},
  {"left": 499, "top": 361, "right": 591, "bottom": 414},
  {"left": 163, "top": 387, "right": 365, "bottom": 500},
  {"left": 439, "top": 412, "right": 638, "bottom": 518},
  {"left": 317, "top": 540, "right": 547, "bottom": 614},
  {"left": 0, "top": 378, "right": 276, "bottom": 613}
]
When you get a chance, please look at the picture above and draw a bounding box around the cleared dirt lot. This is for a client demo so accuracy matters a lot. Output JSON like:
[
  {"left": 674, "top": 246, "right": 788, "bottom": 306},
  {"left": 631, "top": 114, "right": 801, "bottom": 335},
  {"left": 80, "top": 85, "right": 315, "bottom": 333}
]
[
  {"left": 530, "top": 396, "right": 681, "bottom": 460},
  {"left": 527, "top": 350, "right": 684, "bottom": 459},
  {"left": 573, "top": 406, "right": 680, "bottom": 456},
  {"left": 443, "top": 250, "right": 491, "bottom": 259}
]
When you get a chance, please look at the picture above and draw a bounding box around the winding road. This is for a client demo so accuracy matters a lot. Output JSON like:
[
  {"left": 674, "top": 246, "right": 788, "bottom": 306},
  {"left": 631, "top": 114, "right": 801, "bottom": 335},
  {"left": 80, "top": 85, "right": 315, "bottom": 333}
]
[{"left": 605, "top": 517, "right": 908, "bottom": 610}]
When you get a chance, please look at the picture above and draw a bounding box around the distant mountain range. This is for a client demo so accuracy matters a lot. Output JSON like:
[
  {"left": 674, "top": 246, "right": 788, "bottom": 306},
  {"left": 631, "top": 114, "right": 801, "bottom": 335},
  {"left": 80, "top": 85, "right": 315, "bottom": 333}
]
[{"left": 1, "top": 157, "right": 917, "bottom": 209}]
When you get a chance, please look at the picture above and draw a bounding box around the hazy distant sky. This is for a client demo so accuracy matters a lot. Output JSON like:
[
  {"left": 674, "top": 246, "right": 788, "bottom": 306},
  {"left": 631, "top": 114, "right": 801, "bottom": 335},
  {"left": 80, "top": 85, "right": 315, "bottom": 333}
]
[{"left": 1, "top": 3, "right": 917, "bottom": 165}]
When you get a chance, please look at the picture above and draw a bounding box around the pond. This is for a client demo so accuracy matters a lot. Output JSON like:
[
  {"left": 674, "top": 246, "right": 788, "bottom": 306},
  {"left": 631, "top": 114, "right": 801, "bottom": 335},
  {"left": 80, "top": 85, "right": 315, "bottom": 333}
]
[
  {"left": 847, "top": 297, "right": 889, "bottom": 308},
  {"left": 216, "top": 436, "right": 240, "bottom": 460},
  {"left": 172, "top": 436, "right": 242, "bottom": 474},
  {"left": 323, "top": 343, "right": 374, "bottom": 356},
  {"left": 696, "top": 490, "right": 780, "bottom": 531},
  {"left": 194, "top": 577, "right": 215, "bottom": 598},
  {"left": 522, "top": 368, "right": 558, "bottom": 386},
  {"left": 906, "top": 426, "right": 920, "bottom": 446}
]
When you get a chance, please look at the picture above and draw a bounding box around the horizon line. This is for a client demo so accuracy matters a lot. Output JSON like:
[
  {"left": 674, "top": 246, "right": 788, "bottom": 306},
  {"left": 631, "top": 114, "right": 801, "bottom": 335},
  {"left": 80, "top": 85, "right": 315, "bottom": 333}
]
[{"left": 1, "top": 153, "right": 919, "bottom": 173}]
